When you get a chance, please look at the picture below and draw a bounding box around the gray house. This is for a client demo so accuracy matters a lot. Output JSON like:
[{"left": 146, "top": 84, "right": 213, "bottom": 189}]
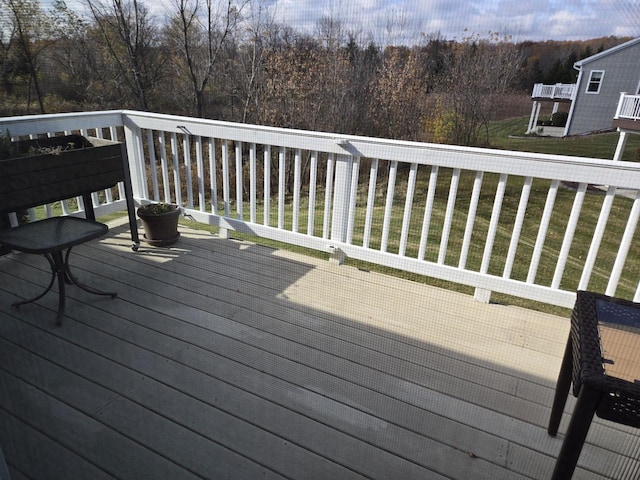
[{"left": 565, "top": 36, "right": 640, "bottom": 136}]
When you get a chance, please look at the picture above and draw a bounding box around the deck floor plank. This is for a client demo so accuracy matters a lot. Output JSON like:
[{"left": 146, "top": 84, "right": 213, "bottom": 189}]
[
  {"left": 0, "top": 407, "right": 116, "bottom": 480},
  {"left": 0, "top": 271, "right": 468, "bottom": 479},
  {"left": 1, "top": 218, "right": 639, "bottom": 479},
  {"left": 0, "top": 293, "right": 370, "bottom": 480},
  {"left": 0, "top": 362, "right": 200, "bottom": 480}
]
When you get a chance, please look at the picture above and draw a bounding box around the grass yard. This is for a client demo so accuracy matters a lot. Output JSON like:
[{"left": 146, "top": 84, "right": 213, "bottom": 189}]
[{"left": 487, "top": 116, "right": 640, "bottom": 160}]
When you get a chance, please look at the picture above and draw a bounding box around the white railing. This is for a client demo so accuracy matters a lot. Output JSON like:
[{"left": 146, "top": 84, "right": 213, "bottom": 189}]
[
  {"left": 3, "top": 110, "right": 640, "bottom": 309},
  {"left": 531, "top": 83, "right": 576, "bottom": 100},
  {"left": 614, "top": 92, "right": 640, "bottom": 121}
]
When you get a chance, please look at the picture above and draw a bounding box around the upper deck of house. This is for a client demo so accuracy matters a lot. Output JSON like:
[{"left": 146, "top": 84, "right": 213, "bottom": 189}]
[
  {"left": 613, "top": 93, "right": 640, "bottom": 133},
  {"left": 2, "top": 109, "right": 640, "bottom": 479},
  {"left": 531, "top": 83, "right": 576, "bottom": 103}
]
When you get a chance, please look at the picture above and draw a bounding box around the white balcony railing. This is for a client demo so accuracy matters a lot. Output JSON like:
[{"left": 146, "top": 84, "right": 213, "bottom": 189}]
[
  {"left": 3, "top": 110, "right": 640, "bottom": 310},
  {"left": 614, "top": 92, "right": 640, "bottom": 121},
  {"left": 531, "top": 83, "right": 576, "bottom": 100}
]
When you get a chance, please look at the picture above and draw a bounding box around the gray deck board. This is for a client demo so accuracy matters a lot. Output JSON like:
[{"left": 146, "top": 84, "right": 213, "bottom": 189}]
[{"left": 1, "top": 218, "right": 639, "bottom": 479}]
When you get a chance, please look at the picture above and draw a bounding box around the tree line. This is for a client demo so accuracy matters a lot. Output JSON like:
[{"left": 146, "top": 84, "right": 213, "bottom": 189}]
[{"left": 0, "top": 0, "right": 631, "bottom": 146}]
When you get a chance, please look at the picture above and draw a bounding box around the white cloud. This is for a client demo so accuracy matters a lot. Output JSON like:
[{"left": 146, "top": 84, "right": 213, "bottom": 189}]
[
  {"left": 546, "top": 10, "right": 591, "bottom": 38},
  {"left": 44, "top": 0, "right": 640, "bottom": 43}
]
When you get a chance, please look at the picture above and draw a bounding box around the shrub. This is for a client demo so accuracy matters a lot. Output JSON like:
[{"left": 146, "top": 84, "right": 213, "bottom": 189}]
[{"left": 551, "top": 111, "right": 569, "bottom": 127}]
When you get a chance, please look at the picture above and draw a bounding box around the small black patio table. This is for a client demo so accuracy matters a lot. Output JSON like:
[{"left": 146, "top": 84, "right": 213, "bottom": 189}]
[
  {"left": 548, "top": 290, "right": 640, "bottom": 479},
  {"left": 0, "top": 216, "right": 117, "bottom": 325}
]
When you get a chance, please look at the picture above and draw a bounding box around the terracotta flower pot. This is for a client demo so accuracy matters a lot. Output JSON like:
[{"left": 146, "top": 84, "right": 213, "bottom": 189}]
[{"left": 137, "top": 204, "right": 181, "bottom": 246}]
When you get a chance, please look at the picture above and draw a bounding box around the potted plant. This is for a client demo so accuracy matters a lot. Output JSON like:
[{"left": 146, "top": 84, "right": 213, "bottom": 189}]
[{"left": 137, "top": 202, "right": 181, "bottom": 246}]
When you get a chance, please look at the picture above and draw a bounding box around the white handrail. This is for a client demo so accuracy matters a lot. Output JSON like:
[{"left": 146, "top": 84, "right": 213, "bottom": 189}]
[{"left": 3, "top": 110, "right": 640, "bottom": 309}]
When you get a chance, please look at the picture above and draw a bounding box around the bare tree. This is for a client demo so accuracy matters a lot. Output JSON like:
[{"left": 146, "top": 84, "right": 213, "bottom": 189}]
[
  {"left": 233, "top": 0, "right": 273, "bottom": 122},
  {"left": 377, "top": 6, "right": 421, "bottom": 48},
  {"left": 0, "top": 4, "right": 17, "bottom": 99},
  {"left": 1, "top": 0, "right": 53, "bottom": 113},
  {"left": 312, "top": 15, "right": 352, "bottom": 132},
  {"left": 430, "top": 32, "right": 523, "bottom": 146},
  {"left": 369, "top": 45, "right": 429, "bottom": 141},
  {"left": 84, "top": 0, "right": 165, "bottom": 111},
  {"left": 341, "top": 32, "right": 380, "bottom": 135},
  {"left": 166, "top": 0, "right": 245, "bottom": 117},
  {"left": 47, "top": 0, "right": 100, "bottom": 105},
  {"left": 316, "top": 13, "right": 343, "bottom": 52}
]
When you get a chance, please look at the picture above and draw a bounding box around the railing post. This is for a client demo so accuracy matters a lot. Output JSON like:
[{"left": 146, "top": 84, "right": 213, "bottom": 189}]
[
  {"left": 531, "top": 83, "right": 541, "bottom": 98},
  {"left": 474, "top": 288, "right": 492, "bottom": 304},
  {"left": 329, "top": 153, "right": 353, "bottom": 264},
  {"left": 122, "top": 119, "right": 148, "bottom": 202},
  {"left": 614, "top": 92, "right": 627, "bottom": 119},
  {"left": 527, "top": 101, "right": 538, "bottom": 133},
  {"left": 528, "top": 102, "right": 542, "bottom": 134},
  {"left": 613, "top": 131, "right": 628, "bottom": 162}
]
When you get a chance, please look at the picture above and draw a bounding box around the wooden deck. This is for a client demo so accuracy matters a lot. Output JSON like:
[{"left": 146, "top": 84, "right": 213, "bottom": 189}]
[
  {"left": 1, "top": 217, "right": 640, "bottom": 480},
  {"left": 613, "top": 118, "right": 640, "bottom": 133}
]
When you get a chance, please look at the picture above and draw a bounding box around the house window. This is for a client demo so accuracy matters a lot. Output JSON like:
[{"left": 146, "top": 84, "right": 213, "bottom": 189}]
[{"left": 586, "top": 70, "right": 605, "bottom": 94}]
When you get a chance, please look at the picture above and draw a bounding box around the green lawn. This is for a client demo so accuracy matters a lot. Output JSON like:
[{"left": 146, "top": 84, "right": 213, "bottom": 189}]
[{"left": 487, "top": 116, "right": 640, "bottom": 160}]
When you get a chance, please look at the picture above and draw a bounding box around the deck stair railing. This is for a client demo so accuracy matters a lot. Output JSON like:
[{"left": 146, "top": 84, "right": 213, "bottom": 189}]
[
  {"left": 3, "top": 110, "right": 640, "bottom": 310},
  {"left": 615, "top": 93, "right": 640, "bottom": 122}
]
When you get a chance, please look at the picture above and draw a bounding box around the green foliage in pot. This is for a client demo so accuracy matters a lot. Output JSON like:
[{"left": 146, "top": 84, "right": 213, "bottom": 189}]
[
  {"left": 0, "top": 132, "right": 91, "bottom": 160},
  {"left": 137, "top": 202, "right": 178, "bottom": 215}
]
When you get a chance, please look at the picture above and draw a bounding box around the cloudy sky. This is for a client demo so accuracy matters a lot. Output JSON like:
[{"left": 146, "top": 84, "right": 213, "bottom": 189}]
[
  {"left": 52, "top": 0, "right": 640, "bottom": 44},
  {"left": 265, "top": 0, "right": 640, "bottom": 43}
]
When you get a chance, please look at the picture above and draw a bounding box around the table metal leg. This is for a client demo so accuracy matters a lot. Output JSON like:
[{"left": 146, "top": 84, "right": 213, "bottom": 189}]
[
  {"left": 63, "top": 248, "right": 118, "bottom": 299},
  {"left": 551, "top": 385, "right": 601, "bottom": 480},
  {"left": 549, "top": 337, "right": 573, "bottom": 436},
  {"left": 12, "top": 248, "right": 117, "bottom": 326},
  {"left": 11, "top": 253, "right": 57, "bottom": 309},
  {"left": 53, "top": 251, "right": 66, "bottom": 325}
]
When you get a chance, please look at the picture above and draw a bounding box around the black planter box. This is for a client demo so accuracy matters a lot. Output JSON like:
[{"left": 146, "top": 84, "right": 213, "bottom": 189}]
[
  {"left": 1, "top": 134, "right": 124, "bottom": 210},
  {"left": 0, "top": 134, "right": 125, "bottom": 255}
]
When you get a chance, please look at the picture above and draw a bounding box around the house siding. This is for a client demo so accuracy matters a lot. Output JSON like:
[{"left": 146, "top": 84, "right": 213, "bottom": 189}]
[{"left": 567, "top": 42, "right": 640, "bottom": 136}]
